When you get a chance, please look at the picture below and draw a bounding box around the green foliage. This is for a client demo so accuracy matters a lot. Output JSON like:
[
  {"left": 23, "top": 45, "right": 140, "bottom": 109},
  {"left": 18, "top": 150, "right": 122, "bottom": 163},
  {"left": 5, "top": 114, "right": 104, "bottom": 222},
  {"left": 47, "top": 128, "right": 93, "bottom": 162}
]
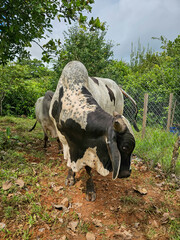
[
  {"left": 134, "top": 127, "right": 180, "bottom": 175},
  {"left": 99, "top": 60, "right": 130, "bottom": 84},
  {"left": 53, "top": 25, "right": 114, "bottom": 77},
  {"left": 0, "top": 59, "right": 55, "bottom": 116},
  {"left": 123, "top": 36, "right": 180, "bottom": 127},
  {"left": 0, "top": 0, "right": 105, "bottom": 64}
]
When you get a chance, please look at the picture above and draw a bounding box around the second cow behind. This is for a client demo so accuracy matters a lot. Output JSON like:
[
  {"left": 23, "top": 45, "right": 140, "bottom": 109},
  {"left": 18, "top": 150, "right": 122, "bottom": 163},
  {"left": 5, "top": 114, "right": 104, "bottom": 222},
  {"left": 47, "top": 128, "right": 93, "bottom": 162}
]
[{"left": 29, "top": 91, "right": 62, "bottom": 151}]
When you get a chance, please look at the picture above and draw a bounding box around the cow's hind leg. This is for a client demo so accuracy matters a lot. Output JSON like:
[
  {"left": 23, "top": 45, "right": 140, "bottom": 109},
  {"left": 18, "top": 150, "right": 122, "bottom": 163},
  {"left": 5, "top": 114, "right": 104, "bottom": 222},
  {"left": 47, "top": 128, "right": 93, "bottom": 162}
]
[
  {"left": 57, "top": 138, "right": 63, "bottom": 154},
  {"left": 65, "top": 169, "right": 76, "bottom": 186},
  {"left": 44, "top": 133, "right": 48, "bottom": 148},
  {"left": 85, "top": 166, "right": 96, "bottom": 202}
]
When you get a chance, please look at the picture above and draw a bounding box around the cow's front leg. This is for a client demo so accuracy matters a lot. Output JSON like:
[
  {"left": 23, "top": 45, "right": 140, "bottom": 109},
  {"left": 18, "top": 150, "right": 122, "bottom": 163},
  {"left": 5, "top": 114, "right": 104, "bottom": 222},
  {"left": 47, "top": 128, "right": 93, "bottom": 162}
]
[
  {"left": 85, "top": 166, "right": 96, "bottom": 202},
  {"left": 65, "top": 169, "right": 76, "bottom": 186}
]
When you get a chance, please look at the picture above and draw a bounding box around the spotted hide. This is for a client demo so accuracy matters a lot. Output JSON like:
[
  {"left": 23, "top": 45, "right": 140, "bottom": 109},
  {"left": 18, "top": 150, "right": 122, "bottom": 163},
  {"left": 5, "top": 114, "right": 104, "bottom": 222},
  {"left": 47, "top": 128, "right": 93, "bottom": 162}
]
[
  {"left": 50, "top": 61, "right": 135, "bottom": 201},
  {"left": 87, "top": 76, "right": 139, "bottom": 132}
]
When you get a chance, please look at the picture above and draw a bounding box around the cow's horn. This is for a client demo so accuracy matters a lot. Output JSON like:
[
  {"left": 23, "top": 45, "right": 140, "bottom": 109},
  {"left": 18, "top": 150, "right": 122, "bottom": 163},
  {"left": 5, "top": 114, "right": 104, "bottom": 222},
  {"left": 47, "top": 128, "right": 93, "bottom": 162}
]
[
  {"left": 106, "top": 131, "right": 121, "bottom": 180},
  {"left": 110, "top": 142, "right": 121, "bottom": 180}
]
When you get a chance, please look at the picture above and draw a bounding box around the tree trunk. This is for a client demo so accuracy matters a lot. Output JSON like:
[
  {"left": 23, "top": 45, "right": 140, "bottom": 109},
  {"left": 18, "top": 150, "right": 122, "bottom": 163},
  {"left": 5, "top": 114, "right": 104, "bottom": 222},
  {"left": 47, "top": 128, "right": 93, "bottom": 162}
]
[{"left": 0, "top": 93, "right": 5, "bottom": 116}]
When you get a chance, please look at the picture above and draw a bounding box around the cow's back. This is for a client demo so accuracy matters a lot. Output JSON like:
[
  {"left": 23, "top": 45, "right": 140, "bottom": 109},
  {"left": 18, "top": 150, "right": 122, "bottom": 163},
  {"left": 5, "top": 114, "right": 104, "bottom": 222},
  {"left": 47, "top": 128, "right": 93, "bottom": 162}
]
[{"left": 87, "top": 77, "right": 124, "bottom": 115}]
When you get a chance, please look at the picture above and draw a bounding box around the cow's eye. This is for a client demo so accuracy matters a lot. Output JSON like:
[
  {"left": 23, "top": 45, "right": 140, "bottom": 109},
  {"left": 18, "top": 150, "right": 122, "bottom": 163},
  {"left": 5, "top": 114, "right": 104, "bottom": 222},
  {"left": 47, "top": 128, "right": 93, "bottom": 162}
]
[{"left": 122, "top": 146, "right": 128, "bottom": 151}]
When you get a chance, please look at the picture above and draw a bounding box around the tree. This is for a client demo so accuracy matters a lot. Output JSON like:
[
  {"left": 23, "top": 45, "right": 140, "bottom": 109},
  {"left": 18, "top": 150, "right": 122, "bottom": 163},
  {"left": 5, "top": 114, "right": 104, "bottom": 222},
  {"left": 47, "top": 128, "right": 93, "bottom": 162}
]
[
  {"left": 0, "top": 59, "right": 55, "bottom": 116},
  {"left": 0, "top": 0, "right": 105, "bottom": 65},
  {"left": 99, "top": 60, "right": 130, "bottom": 85},
  {"left": 54, "top": 25, "right": 114, "bottom": 78}
]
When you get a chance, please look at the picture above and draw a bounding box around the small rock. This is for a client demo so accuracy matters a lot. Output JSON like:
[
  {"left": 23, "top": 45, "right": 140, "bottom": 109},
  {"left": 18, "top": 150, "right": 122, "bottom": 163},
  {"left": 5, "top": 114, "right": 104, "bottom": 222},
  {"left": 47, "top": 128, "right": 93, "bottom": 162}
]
[
  {"left": 52, "top": 172, "right": 58, "bottom": 176},
  {"left": 17, "top": 142, "right": 23, "bottom": 146},
  {"left": 86, "top": 232, "right": 96, "bottom": 240},
  {"left": 61, "top": 197, "right": 69, "bottom": 208},
  {"left": 67, "top": 229, "right": 77, "bottom": 236},
  {"left": 176, "top": 188, "right": 180, "bottom": 197},
  {"left": 157, "top": 163, "right": 162, "bottom": 168},
  {"left": 0, "top": 151, "right": 7, "bottom": 155},
  {"left": 161, "top": 212, "right": 170, "bottom": 224},
  {"left": 150, "top": 220, "right": 159, "bottom": 228},
  {"left": 156, "top": 182, "right": 165, "bottom": 188},
  {"left": 110, "top": 206, "right": 115, "bottom": 211},
  {"left": 77, "top": 212, "right": 82, "bottom": 218},
  {"left": 31, "top": 162, "right": 37, "bottom": 165},
  {"left": 133, "top": 186, "right": 147, "bottom": 195},
  {"left": 53, "top": 186, "right": 63, "bottom": 192},
  {"left": 60, "top": 235, "right": 67, "bottom": 240},
  {"left": 0, "top": 223, "right": 6, "bottom": 230},
  {"left": 74, "top": 202, "right": 83, "bottom": 208},
  {"left": 67, "top": 221, "right": 78, "bottom": 232},
  {"left": 134, "top": 222, "right": 140, "bottom": 228},
  {"left": 92, "top": 219, "right": 103, "bottom": 227},
  {"left": 49, "top": 182, "right": 56, "bottom": 188},
  {"left": 8, "top": 193, "right": 14, "bottom": 198},
  {"left": 39, "top": 228, "right": 45, "bottom": 232},
  {"left": 58, "top": 218, "right": 64, "bottom": 223},
  {"left": 53, "top": 204, "right": 67, "bottom": 212},
  {"left": 114, "top": 227, "right": 132, "bottom": 240},
  {"left": 140, "top": 166, "right": 148, "bottom": 172}
]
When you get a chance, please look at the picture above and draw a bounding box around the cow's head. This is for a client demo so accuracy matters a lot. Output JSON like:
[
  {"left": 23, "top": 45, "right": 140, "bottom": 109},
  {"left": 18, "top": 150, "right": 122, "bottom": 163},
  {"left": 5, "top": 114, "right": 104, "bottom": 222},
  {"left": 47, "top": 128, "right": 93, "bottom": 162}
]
[{"left": 107, "top": 112, "right": 135, "bottom": 180}]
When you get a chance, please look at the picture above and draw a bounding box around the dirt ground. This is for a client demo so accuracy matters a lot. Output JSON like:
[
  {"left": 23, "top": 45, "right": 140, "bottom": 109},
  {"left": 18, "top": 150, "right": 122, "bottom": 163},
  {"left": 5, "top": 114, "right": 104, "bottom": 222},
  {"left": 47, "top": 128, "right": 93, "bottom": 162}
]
[{"left": 1, "top": 139, "right": 180, "bottom": 240}]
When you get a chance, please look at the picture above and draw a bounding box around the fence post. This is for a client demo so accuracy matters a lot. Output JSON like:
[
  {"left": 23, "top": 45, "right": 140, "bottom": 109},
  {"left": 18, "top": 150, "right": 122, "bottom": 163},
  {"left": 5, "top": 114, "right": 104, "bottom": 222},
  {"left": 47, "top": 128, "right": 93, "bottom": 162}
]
[
  {"left": 142, "top": 93, "right": 148, "bottom": 139},
  {"left": 167, "top": 93, "right": 173, "bottom": 131}
]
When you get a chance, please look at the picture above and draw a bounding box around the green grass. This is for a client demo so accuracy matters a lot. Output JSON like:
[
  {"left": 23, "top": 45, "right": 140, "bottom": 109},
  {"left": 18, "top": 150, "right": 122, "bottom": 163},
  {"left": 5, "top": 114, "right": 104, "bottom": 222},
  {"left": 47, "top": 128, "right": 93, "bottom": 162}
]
[
  {"left": 169, "top": 218, "right": 180, "bottom": 240},
  {"left": 134, "top": 126, "right": 180, "bottom": 175},
  {"left": 120, "top": 195, "right": 141, "bottom": 205},
  {"left": 0, "top": 116, "right": 179, "bottom": 240}
]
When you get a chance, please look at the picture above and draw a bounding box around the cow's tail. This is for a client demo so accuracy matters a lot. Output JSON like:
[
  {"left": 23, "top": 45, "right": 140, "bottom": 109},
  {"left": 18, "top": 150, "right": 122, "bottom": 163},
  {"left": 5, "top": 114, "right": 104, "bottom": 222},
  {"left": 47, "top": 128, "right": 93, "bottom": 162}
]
[
  {"left": 119, "top": 87, "right": 140, "bottom": 132},
  {"left": 29, "top": 121, "right": 38, "bottom": 132}
]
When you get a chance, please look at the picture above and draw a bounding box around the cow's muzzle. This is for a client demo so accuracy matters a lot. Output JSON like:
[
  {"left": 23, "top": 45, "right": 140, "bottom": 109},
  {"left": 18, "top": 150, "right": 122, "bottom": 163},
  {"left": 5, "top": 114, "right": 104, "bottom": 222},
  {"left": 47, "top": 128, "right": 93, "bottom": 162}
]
[{"left": 118, "top": 169, "right": 131, "bottom": 178}]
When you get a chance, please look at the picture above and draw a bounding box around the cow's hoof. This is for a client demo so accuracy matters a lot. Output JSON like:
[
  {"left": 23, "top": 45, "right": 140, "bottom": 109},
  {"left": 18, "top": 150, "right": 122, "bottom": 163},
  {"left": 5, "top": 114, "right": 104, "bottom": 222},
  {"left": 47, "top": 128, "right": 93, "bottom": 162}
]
[
  {"left": 65, "top": 177, "right": 75, "bottom": 186},
  {"left": 86, "top": 191, "right": 96, "bottom": 202}
]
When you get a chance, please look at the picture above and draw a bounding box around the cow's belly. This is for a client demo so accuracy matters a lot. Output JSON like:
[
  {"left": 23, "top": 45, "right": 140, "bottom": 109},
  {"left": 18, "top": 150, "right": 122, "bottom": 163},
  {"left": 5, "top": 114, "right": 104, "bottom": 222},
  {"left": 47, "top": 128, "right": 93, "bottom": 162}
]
[{"left": 67, "top": 147, "right": 110, "bottom": 176}]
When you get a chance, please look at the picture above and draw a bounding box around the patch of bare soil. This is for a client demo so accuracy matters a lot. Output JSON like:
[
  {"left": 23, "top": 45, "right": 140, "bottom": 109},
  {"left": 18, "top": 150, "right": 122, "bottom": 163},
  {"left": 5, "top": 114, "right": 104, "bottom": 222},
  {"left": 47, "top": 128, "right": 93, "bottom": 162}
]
[{"left": 1, "top": 141, "right": 180, "bottom": 240}]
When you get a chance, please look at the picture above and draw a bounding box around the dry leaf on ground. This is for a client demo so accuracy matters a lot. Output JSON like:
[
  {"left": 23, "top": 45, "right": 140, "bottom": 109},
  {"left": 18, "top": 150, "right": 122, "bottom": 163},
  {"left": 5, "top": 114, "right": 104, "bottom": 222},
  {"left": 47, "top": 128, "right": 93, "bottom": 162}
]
[
  {"left": 15, "top": 179, "right": 25, "bottom": 188},
  {"left": 2, "top": 181, "right": 12, "bottom": 190}
]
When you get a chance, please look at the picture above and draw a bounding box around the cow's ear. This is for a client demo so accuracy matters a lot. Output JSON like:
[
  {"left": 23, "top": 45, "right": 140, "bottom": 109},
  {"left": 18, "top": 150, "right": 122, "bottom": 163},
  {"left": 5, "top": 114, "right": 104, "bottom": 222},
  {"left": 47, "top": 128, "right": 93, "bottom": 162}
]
[{"left": 106, "top": 129, "right": 121, "bottom": 180}]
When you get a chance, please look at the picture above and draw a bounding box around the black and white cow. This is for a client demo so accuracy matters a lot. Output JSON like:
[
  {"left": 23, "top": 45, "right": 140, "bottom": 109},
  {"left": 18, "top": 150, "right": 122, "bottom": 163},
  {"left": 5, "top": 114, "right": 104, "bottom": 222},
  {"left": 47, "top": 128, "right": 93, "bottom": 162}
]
[
  {"left": 29, "top": 91, "right": 61, "bottom": 150},
  {"left": 50, "top": 61, "right": 135, "bottom": 201},
  {"left": 50, "top": 68, "right": 138, "bottom": 160}
]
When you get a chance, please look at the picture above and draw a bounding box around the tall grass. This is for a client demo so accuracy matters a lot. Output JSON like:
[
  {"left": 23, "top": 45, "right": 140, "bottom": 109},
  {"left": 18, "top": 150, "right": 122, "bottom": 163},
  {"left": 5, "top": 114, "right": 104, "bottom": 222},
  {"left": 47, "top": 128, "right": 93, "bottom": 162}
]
[{"left": 134, "top": 126, "right": 180, "bottom": 175}]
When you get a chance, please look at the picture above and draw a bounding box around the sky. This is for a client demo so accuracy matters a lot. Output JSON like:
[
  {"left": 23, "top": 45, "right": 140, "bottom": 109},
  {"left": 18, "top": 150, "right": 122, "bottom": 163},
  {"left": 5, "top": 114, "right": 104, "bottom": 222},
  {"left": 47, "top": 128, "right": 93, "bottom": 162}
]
[{"left": 29, "top": 0, "right": 180, "bottom": 64}]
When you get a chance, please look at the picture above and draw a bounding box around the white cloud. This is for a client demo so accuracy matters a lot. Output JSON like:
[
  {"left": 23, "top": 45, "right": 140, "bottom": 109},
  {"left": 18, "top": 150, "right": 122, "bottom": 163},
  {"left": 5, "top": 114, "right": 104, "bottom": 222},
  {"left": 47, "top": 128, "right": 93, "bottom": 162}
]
[{"left": 29, "top": 0, "right": 180, "bottom": 63}]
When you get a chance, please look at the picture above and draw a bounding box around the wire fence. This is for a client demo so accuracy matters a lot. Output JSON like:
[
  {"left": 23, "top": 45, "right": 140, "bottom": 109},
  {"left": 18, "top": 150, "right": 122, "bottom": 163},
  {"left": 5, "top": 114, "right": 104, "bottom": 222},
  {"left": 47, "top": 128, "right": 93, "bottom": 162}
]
[{"left": 123, "top": 91, "right": 180, "bottom": 136}]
